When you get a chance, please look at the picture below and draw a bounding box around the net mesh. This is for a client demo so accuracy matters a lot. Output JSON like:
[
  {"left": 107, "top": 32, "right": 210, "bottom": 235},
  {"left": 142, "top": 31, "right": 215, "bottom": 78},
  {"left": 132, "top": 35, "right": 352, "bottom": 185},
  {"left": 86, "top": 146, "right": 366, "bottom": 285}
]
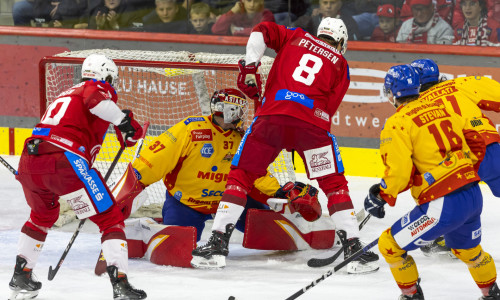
[{"left": 42, "top": 49, "right": 295, "bottom": 211}]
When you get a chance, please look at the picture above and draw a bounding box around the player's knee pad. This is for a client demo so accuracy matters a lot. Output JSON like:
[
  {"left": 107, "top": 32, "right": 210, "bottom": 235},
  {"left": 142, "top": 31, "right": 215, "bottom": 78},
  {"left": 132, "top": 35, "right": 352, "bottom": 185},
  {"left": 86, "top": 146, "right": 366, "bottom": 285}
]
[
  {"left": 453, "top": 245, "right": 497, "bottom": 288},
  {"left": 378, "top": 228, "right": 407, "bottom": 263},
  {"left": 90, "top": 205, "right": 125, "bottom": 234},
  {"left": 379, "top": 228, "right": 419, "bottom": 290}
]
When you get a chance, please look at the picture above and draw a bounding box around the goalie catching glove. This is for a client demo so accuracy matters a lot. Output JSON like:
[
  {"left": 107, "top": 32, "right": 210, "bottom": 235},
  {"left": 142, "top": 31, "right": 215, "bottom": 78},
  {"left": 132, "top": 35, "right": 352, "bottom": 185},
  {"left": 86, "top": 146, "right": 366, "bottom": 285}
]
[
  {"left": 275, "top": 182, "right": 322, "bottom": 222},
  {"left": 237, "top": 59, "right": 262, "bottom": 102},
  {"left": 115, "top": 109, "right": 143, "bottom": 148},
  {"left": 364, "top": 184, "right": 386, "bottom": 218}
]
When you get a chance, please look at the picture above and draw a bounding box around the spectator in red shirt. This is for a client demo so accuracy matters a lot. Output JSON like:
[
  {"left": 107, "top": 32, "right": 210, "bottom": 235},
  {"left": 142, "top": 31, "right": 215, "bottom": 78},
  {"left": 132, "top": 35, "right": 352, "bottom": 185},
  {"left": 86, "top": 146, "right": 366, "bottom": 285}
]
[
  {"left": 454, "top": 0, "right": 500, "bottom": 45},
  {"left": 211, "top": 0, "right": 276, "bottom": 36},
  {"left": 371, "top": 4, "right": 402, "bottom": 42}
]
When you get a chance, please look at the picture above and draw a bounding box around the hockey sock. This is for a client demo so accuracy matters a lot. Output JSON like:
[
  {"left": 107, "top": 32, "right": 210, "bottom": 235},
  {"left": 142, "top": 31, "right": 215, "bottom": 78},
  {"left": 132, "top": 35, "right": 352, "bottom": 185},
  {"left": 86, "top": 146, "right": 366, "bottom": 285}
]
[
  {"left": 212, "top": 201, "right": 245, "bottom": 233},
  {"left": 18, "top": 222, "right": 48, "bottom": 269},
  {"left": 329, "top": 209, "right": 359, "bottom": 240},
  {"left": 379, "top": 228, "right": 419, "bottom": 294},
  {"left": 102, "top": 231, "right": 129, "bottom": 275},
  {"left": 453, "top": 245, "right": 497, "bottom": 295}
]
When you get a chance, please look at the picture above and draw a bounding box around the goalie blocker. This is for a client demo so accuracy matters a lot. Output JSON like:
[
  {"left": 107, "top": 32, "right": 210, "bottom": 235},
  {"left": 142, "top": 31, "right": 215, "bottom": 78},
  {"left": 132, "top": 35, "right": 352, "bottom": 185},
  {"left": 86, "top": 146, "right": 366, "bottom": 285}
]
[{"left": 98, "top": 166, "right": 335, "bottom": 271}]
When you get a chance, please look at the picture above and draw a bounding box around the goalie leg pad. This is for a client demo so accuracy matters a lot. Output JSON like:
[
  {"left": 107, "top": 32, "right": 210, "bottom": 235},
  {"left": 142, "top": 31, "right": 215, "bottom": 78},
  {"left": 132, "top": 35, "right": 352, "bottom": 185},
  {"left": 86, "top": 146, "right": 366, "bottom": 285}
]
[
  {"left": 95, "top": 218, "right": 197, "bottom": 273},
  {"left": 242, "top": 209, "right": 335, "bottom": 250},
  {"left": 145, "top": 225, "right": 197, "bottom": 268}
]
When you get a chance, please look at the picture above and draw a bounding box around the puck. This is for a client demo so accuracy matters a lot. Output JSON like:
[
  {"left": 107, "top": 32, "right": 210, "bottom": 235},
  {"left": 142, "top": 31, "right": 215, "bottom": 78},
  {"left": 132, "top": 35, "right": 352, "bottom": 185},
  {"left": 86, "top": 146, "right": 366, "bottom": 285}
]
[{"left": 228, "top": 297, "right": 236, "bottom": 300}]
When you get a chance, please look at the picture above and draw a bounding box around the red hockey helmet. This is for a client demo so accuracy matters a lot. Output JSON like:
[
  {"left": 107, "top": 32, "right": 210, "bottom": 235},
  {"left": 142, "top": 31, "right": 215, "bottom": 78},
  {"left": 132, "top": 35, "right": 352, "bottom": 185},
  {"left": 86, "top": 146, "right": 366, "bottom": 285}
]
[{"left": 210, "top": 88, "right": 248, "bottom": 127}]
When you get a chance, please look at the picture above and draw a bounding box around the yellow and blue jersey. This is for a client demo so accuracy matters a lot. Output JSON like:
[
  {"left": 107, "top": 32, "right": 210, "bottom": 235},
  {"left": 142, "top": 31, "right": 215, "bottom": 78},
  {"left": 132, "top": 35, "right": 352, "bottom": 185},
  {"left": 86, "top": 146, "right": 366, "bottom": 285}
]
[{"left": 133, "top": 115, "right": 280, "bottom": 214}]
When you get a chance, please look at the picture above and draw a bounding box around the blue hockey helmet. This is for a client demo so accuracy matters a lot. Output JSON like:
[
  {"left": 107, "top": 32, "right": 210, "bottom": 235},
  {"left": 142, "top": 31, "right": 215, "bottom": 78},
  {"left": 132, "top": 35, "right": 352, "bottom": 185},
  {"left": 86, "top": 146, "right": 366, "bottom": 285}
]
[
  {"left": 383, "top": 64, "right": 420, "bottom": 101},
  {"left": 410, "top": 59, "right": 439, "bottom": 85}
]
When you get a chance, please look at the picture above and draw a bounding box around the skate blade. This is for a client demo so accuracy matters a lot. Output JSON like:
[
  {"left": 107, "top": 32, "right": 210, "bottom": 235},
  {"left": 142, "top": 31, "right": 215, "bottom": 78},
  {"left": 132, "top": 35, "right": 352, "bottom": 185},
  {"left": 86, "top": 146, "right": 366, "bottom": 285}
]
[
  {"left": 190, "top": 255, "right": 226, "bottom": 269},
  {"left": 9, "top": 289, "right": 39, "bottom": 300},
  {"left": 346, "top": 261, "right": 380, "bottom": 274}
]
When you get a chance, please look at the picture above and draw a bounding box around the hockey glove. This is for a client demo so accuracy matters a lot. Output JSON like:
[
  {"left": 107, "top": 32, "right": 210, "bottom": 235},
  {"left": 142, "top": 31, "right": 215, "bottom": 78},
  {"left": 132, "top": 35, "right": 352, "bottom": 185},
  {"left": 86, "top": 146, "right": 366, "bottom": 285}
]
[
  {"left": 115, "top": 109, "right": 143, "bottom": 148},
  {"left": 276, "top": 182, "right": 322, "bottom": 222},
  {"left": 237, "top": 59, "right": 262, "bottom": 101},
  {"left": 364, "top": 184, "right": 386, "bottom": 219}
]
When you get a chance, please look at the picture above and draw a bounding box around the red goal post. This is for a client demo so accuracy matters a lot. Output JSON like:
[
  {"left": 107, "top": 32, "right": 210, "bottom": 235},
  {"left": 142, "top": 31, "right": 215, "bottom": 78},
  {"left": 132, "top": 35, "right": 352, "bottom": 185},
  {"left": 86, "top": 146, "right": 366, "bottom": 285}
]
[{"left": 39, "top": 49, "right": 296, "bottom": 215}]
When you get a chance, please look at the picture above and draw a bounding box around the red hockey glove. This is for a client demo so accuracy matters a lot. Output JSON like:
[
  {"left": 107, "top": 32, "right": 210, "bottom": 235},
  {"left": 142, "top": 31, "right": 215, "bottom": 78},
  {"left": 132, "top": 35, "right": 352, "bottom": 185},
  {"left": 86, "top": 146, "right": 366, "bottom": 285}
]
[
  {"left": 237, "top": 59, "right": 262, "bottom": 101},
  {"left": 115, "top": 109, "right": 143, "bottom": 148},
  {"left": 276, "top": 182, "right": 322, "bottom": 222}
]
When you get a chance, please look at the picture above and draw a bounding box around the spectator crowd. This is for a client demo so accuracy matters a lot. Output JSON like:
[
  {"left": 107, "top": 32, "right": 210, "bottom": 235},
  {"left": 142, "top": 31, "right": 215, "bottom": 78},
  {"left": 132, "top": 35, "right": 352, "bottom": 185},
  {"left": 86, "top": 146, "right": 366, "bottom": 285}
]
[{"left": 11, "top": 0, "right": 500, "bottom": 45}]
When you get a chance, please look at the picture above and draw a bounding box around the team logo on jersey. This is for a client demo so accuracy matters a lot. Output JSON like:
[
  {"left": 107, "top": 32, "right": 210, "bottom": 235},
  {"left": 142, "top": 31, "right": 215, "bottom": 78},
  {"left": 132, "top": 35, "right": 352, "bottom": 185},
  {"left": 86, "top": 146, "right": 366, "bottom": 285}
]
[
  {"left": 201, "top": 143, "right": 214, "bottom": 158},
  {"left": 32, "top": 127, "right": 50, "bottom": 136},
  {"left": 184, "top": 117, "right": 205, "bottom": 125},
  {"left": 192, "top": 129, "right": 213, "bottom": 141},
  {"left": 275, "top": 89, "right": 314, "bottom": 109},
  {"left": 78, "top": 146, "right": 85, "bottom": 153},
  {"left": 380, "top": 179, "right": 387, "bottom": 189},
  {"left": 314, "top": 108, "right": 329, "bottom": 122},
  {"left": 423, "top": 172, "right": 435, "bottom": 185},
  {"left": 133, "top": 168, "right": 142, "bottom": 180},
  {"left": 304, "top": 145, "right": 335, "bottom": 178},
  {"left": 174, "top": 191, "right": 182, "bottom": 200},
  {"left": 222, "top": 152, "right": 234, "bottom": 162}
]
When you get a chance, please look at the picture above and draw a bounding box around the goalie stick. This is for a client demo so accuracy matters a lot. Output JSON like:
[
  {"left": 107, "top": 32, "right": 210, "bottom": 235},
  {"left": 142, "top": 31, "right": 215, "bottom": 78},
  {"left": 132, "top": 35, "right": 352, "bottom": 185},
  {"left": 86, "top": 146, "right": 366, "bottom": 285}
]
[
  {"left": 307, "top": 214, "right": 372, "bottom": 268},
  {"left": 285, "top": 237, "right": 380, "bottom": 300},
  {"left": 48, "top": 122, "right": 150, "bottom": 281}
]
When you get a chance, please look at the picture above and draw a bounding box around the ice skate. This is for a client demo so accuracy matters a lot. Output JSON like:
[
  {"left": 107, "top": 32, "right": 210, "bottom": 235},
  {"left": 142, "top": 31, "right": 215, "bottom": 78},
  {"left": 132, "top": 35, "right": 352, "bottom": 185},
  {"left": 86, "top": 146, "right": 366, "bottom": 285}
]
[
  {"left": 420, "top": 236, "right": 455, "bottom": 258},
  {"left": 337, "top": 230, "right": 379, "bottom": 274},
  {"left": 191, "top": 224, "right": 234, "bottom": 269},
  {"left": 8, "top": 256, "right": 41, "bottom": 300},
  {"left": 479, "top": 282, "right": 500, "bottom": 300},
  {"left": 398, "top": 279, "right": 424, "bottom": 300},
  {"left": 107, "top": 266, "right": 147, "bottom": 300}
]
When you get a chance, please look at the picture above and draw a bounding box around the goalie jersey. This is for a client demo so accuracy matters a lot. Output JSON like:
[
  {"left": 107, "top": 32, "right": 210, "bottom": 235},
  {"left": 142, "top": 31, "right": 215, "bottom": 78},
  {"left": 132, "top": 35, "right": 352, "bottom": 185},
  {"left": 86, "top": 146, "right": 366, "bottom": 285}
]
[{"left": 132, "top": 115, "right": 280, "bottom": 214}]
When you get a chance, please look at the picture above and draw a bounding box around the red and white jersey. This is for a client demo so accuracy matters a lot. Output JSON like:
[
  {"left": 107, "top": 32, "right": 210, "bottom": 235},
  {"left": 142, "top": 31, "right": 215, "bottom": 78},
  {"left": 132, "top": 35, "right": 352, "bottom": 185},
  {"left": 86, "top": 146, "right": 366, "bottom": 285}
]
[
  {"left": 247, "top": 22, "right": 350, "bottom": 131},
  {"left": 31, "top": 80, "right": 124, "bottom": 166}
]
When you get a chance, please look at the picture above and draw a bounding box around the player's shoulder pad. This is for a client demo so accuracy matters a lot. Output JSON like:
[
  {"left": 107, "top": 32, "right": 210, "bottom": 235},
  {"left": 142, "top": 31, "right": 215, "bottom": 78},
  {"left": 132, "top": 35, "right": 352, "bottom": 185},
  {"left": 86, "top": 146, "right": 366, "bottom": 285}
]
[
  {"left": 183, "top": 116, "right": 208, "bottom": 126},
  {"left": 85, "top": 79, "right": 117, "bottom": 99}
]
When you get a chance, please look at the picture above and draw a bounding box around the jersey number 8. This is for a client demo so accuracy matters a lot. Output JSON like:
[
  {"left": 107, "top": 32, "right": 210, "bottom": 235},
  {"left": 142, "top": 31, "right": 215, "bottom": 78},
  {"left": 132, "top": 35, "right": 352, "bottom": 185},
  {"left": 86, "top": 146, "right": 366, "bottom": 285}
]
[{"left": 292, "top": 54, "right": 323, "bottom": 86}]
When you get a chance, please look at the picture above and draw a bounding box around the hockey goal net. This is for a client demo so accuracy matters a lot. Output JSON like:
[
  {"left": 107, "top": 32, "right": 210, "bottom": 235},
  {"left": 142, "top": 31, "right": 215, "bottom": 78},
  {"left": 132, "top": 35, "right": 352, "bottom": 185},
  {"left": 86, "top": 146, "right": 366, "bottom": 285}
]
[{"left": 40, "top": 49, "right": 296, "bottom": 219}]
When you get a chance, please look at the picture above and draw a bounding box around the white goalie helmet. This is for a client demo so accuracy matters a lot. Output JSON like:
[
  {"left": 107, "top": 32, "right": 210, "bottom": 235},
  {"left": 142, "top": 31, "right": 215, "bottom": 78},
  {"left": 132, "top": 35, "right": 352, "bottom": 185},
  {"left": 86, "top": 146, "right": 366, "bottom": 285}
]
[
  {"left": 317, "top": 17, "right": 348, "bottom": 54},
  {"left": 81, "top": 54, "right": 119, "bottom": 86}
]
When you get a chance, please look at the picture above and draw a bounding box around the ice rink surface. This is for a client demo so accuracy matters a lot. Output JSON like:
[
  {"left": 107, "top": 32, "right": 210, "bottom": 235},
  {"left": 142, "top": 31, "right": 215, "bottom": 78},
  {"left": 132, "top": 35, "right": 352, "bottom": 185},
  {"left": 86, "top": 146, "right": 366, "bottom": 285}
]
[{"left": 1, "top": 155, "right": 499, "bottom": 300}]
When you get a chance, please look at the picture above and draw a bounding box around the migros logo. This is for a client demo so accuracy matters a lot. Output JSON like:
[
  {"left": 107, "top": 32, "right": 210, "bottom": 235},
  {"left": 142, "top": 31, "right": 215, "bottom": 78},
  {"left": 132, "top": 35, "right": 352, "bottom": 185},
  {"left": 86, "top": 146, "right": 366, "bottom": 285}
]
[{"left": 197, "top": 171, "right": 228, "bottom": 183}]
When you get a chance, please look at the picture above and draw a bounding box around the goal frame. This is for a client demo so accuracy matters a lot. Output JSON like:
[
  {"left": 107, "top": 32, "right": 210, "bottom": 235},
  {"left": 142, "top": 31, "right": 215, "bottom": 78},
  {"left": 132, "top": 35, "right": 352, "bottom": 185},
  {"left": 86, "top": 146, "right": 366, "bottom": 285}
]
[{"left": 39, "top": 56, "right": 238, "bottom": 118}]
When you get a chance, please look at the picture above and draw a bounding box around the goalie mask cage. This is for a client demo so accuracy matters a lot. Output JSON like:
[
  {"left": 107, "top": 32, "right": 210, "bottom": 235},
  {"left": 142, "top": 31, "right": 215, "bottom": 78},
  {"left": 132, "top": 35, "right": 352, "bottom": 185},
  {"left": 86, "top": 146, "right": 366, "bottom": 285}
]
[{"left": 39, "top": 49, "right": 296, "bottom": 213}]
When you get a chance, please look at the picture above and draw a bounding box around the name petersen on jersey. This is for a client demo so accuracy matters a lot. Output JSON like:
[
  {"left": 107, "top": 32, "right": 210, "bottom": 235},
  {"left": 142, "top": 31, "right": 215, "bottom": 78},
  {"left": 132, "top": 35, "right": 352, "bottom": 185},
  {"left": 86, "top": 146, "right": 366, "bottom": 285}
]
[{"left": 296, "top": 33, "right": 340, "bottom": 64}]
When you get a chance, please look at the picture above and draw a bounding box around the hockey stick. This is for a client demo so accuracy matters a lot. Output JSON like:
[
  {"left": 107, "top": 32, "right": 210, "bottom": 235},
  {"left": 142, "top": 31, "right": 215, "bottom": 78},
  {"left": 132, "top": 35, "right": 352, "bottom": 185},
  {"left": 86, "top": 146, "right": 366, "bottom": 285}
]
[
  {"left": 0, "top": 155, "right": 18, "bottom": 175},
  {"left": 307, "top": 214, "right": 372, "bottom": 268},
  {"left": 48, "top": 122, "right": 150, "bottom": 281},
  {"left": 285, "top": 237, "right": 379, "bottom": 300}
]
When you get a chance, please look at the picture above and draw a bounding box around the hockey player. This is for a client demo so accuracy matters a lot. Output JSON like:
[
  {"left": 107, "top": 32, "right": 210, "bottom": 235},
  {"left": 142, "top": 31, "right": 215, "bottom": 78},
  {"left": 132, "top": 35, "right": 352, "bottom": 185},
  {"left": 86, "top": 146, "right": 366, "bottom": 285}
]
[
  {"left": 365, "top": 64, "right": 499, "bottom": 300},
  {"left": 410, "top": 58, "right": 500, "bottom": 257},
  {"left": 9, "top": 54, "right": 147, "bottom": 300},
  {"left": 93, "top": 88, "right": 327, "bottom": 271},
  {"left": 118, "top": 88, "right": 318, "bottom": 239},
  {"left": 190, "top": 18, "right": 379, "bottom": 273}
]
